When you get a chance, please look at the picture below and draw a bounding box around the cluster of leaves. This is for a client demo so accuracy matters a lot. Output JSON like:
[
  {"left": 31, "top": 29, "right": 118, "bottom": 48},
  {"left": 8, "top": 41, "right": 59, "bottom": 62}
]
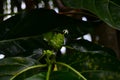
[{"left": 0, "top": 0, "right": 120, "bottom": 80}]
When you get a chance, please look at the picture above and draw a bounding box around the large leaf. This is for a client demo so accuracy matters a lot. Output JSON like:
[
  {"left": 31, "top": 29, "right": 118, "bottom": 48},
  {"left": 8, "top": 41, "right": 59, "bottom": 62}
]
[
  {"left": 25, "top": 71, "right": 82, "bottom": 80},
  {"left": 62, "top": 0, "right": 120, "bottom": 30},
  {"left": 57, "top": 51, "right": 120, "bottom": 79},
  {"left": 25, "top": 72, "right": 46, "bottom": 80},
  {"left": 0, "top": 8, "right": 58, "bottom": 39},
  {"left": 10, "top": 64, "right": 47, "bottom": 80},
  {"left": 0, "top": 36, "right": 49, "bottom": 57},
  {"left": 66, "top": 39, "right": 116, "bottom": 56},
  {"left": 57, "top": 39, "right": 120, "bottom": 79},
  {"left": 0, "top": 8, "right": 89, "bottom": 40},
  {"left": 0, "top": 57, "right": 39, "bottom": 80}
]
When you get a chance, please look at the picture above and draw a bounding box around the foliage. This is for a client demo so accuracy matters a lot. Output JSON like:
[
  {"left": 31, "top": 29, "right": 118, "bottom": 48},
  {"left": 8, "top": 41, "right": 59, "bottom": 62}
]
[
  {"left": 62, "top": 0, "right": 120, "bottom": 30},
  {"left": 0, "top": 0, "right": 120, "bottom": 80}
]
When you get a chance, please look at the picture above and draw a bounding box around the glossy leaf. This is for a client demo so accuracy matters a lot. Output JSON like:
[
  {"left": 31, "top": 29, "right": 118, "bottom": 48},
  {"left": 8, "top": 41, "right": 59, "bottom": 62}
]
[
  {"left": 57, "top": 52, "right": 120, "bottom": 79},
  {"left": 25, "top": 72, "right": 46, "bottom": 80},
  {"left": 11, "top": 64, "right": 47, "bottom": 80},
  {"left": 66, "top": 39, "right": 116, "bottom": 56},
  {"left": 62, "top": 0, "right": 120, "bottom": 30},
  {"left": 0, "top": 8, "right": 89, "bottom": 40},
  {"left": 0, "top": 8, "right": 58, "bottom": 40},
  {"left": 0, "top": 41, "right": 25, "bottom": 57},
  {"left": 0, "top": 57, "right": 39, "bottom": 80},
  {"left": 57, "top": 42, "right": 120, "bottom": 79},
  {"left": 0, "top": 35, "right": 51, "bottom": 58},
  {"left": 25, "top": 71, "right": 82, "bottom": 80}
]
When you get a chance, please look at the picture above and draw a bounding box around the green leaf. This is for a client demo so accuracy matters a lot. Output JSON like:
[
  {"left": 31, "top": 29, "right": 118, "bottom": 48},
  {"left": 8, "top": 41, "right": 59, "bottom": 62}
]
[
  {"left": 0, "top": 57, "right": 39, "bottom": 80},
  {"left": 0, "top": 35, "right": 50, "bottom": 57},
  {"left": 0, "top": 8, "right": 85, "bottom": 40},
  {"left": 62, "top": 0, "right": 120, "bottom": 30},
  {"left": 25, "top": 72, "right": 46, "bottom": 80},
  {"left": 66, "top": 39, "right": 116, "bottom": 56},
  {"left": 57, "top": 40, "right": 120, "bottom": 80},
  {"left": 11, "top": 64, "right": 47, "bottom": 80},
  {"left": 57, "top": 48, "right": 120, "bottom": 79},
  {"left": 0, "top": 8, "right": 58, "bottom": 40},
  {"left": 25, "top": 71, "right": 82, "bottom": 80}
]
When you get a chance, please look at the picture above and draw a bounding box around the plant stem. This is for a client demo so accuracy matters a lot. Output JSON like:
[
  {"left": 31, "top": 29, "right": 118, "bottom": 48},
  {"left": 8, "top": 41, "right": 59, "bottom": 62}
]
[
  {"left": 56, "top": 62, "right": 87, "bottom": 80},
  {"left": 46, "top": 64, "right": 52, "bottom": 80}
]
